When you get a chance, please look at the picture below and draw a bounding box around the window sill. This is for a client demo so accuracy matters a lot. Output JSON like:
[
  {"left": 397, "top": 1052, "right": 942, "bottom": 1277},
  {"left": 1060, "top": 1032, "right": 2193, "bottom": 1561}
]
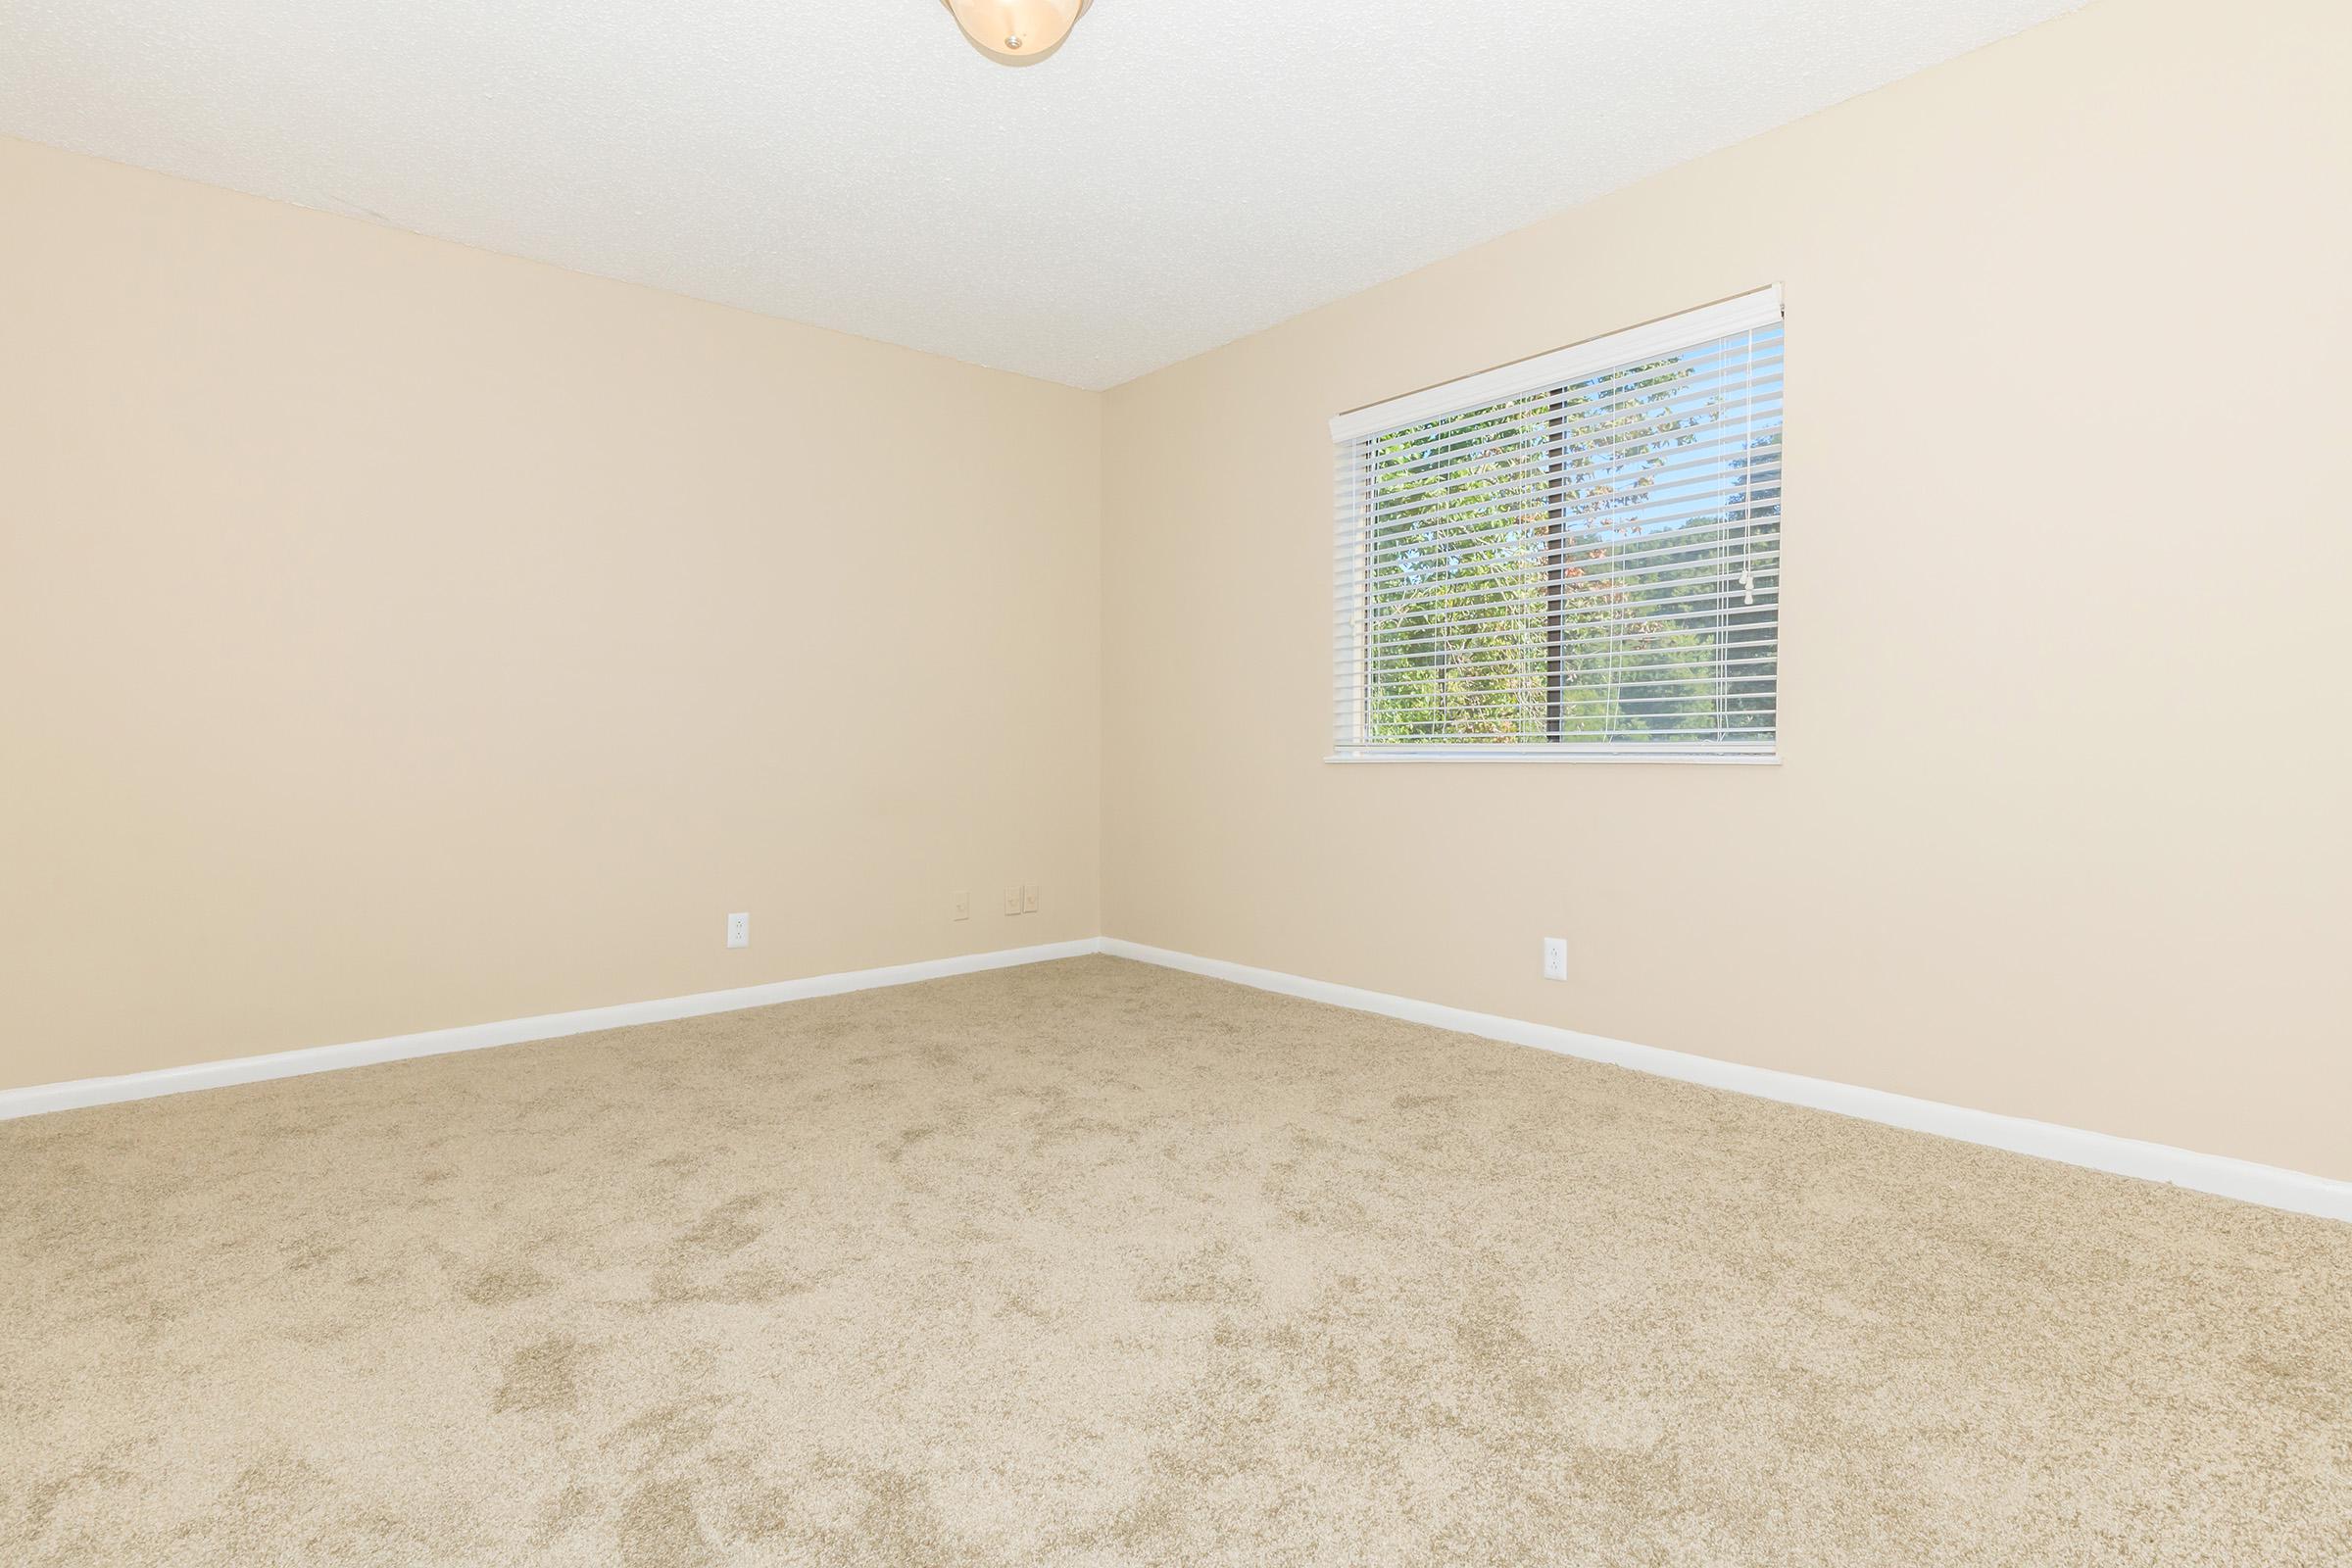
[{"left": 1324, "top": 748, "right": 1780, "bottom": 765}]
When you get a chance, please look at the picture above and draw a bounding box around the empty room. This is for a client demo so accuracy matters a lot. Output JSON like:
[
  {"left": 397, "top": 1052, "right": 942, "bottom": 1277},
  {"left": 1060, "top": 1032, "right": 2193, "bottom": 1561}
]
[{"left": 3, "top": 0, "right": 2347, "bottom": 1562}]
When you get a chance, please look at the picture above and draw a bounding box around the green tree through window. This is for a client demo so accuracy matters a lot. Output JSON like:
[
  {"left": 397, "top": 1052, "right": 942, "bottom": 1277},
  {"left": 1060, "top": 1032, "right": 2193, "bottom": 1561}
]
[{"left": 1342, "top": 316, "right": 1782, "bottom": 756}]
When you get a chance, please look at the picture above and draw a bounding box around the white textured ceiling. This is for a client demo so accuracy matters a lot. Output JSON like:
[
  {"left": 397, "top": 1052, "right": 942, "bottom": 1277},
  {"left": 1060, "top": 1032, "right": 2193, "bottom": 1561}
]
[{"left": 3, "top": 0, "right": 2087, "bottom": 388}]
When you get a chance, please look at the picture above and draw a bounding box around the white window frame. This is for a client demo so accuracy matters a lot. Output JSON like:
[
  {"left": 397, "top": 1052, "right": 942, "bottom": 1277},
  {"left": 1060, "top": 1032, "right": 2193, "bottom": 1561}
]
[{"left": 1329, "top": 286, "right": 1785, "bottom": 763}]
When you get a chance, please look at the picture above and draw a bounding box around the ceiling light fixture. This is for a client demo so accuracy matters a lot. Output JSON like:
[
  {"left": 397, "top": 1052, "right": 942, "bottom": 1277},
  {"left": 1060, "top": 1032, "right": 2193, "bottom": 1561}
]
[{"left": 943, "top": 0, "right": 1094, "bottom": 66}]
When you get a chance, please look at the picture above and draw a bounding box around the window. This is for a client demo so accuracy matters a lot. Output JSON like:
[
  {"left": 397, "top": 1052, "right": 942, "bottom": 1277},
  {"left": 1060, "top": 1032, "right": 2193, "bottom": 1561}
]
[{"left": 1330, "top": 288, "right": 1784, "bottom": 760}]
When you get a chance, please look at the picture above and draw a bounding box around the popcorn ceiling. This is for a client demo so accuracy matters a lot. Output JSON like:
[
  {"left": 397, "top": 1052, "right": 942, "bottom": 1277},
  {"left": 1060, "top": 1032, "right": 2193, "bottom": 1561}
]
[{"left": 2, "top": 0, "right": 2085, "bottom": 388}]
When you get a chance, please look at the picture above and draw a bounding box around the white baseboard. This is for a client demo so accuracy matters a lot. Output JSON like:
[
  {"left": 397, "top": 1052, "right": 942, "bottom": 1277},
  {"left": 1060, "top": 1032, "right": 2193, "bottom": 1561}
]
[
  {"left": 1100, "top": 938, "right": 2352, "bottom": 1224},
  {"left": 11, "top": 933, "right": 2343, "bottom": 1224},
  {"left": 0, "top": 939, "right": 1103, "bottom": 1121}
]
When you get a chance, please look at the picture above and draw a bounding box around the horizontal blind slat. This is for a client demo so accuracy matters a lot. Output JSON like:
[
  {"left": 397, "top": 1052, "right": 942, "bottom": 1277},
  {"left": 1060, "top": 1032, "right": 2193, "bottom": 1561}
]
[
  {"left": 1338, "top": 515, "right": 1781, "bottom": 585},
  {"left": 1355, "top": 384, "right": 1785, "bottom": 504},
  {"left": 1345, "top": 573, "right": 1781, "bottom": 634}
]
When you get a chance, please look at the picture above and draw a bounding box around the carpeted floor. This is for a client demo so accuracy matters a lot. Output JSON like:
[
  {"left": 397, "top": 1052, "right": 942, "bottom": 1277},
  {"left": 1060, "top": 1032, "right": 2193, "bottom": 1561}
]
[{"left": 2, "top": 956, "right": 2346, "bottom": 1566}]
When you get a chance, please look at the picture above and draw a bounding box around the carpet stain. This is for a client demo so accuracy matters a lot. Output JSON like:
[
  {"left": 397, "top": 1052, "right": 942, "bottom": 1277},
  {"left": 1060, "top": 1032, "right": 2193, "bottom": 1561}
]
[
  {"left": 463, "top": 1263, "right": 553, "bottom": 1306},
  {"left": 650, "top": 1263, "right": 813, "bottom": 1306},
  {"left": 614, "top": 1478, "right": 715, "bottom": 1567},
  {"left": 853, "top": 1466, "right": 954, "bottom": 1568},
  {"left": 611, "top": 1400, "right": 721, "bottom": 1465},
  {"left": 671, "top": 1195, "right": 766, "bottom": 1259},
  {"left": 492, "top": 1334, "right": 589, "bottom": 1414},
  {"left": 535, "top": 1483, "right": 595, "bottom": 1544}
]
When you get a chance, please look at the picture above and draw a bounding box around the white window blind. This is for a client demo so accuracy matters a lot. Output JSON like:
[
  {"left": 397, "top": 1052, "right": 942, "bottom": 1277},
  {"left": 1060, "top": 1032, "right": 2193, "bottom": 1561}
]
[{"left": 1331, "top": 287, "right": 1784, "bottom": 761}]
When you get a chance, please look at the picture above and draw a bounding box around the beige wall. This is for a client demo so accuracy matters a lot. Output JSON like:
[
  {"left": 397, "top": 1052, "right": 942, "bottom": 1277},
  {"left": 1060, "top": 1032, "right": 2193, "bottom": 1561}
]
[
  {"left": 1, "top": 136, "right": 1101, "bottom": 1088},
  {"left": 5, "top": 0, "right": 2345, "bottom": 1181},
  {"left": 1102, "top": 0, "right": 2352, "bottom": 1179}
]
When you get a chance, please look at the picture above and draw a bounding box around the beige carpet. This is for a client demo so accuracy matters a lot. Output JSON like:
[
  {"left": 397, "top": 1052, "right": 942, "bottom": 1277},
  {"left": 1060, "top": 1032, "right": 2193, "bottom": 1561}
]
[{"left": 2, "top": 956, "right": 2346, "bottom": 1566}]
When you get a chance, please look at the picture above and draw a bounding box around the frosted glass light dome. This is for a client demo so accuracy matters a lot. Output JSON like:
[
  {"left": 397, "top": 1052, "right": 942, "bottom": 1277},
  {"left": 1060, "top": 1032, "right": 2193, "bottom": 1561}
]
[{"left": 944, "top": 0, "right": 1094, "bottom": 65}]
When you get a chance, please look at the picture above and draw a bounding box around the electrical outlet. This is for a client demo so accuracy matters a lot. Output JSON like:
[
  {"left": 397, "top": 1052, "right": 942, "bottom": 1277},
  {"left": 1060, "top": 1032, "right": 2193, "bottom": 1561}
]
[
  {"left": 1004, "top": 888, "right": 1022, "bottom": 916},
  {"left": 727, "top": 912, "right": 751, "bottom": 950},
  {"left": 1021, "top": 883, "right": 1039, "bottom": 913},
  {"left": 1542, "top": 936, "right": 1567, "bottom": 981},
  {"left": 951, "top": 890, "right": 970, "bottom": 921}
]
